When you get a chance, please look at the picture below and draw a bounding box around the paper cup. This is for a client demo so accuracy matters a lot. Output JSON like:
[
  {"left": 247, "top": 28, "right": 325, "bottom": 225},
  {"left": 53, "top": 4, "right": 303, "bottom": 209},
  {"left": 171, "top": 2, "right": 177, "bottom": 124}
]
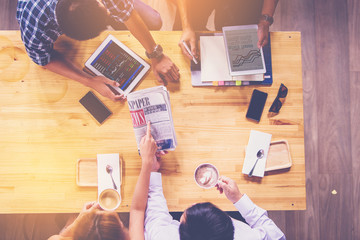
[
  {"left": 98, "top": 188, "right": 121, "bottom": 211},
  {"left": 194, "top": 163, "right": 219, "bottom": 189}
]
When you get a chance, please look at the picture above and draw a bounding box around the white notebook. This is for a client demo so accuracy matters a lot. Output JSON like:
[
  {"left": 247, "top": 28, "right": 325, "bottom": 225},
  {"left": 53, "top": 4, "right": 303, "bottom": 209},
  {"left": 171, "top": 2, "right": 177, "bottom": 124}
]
[{"left": 242, "top": 130, "right": 272, "bottom": 177}]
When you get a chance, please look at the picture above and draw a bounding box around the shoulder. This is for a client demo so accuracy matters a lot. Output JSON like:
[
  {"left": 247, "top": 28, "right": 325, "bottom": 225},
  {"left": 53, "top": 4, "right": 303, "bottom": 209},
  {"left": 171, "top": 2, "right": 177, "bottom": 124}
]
[
  {"left": 18, "top": 0, "right": 61, "bottom": 59},
  {"left": 232, "top": 219, "right": 260, "bottom": 240},
  {"left": 17, "top": 0, "right": 59, "bottom": 31},
  {"left": 47, "top": 235, "right": 62, "bottom": 240},
  {"left": 146, "top": 225, "right": 180, "bottom": 240}
]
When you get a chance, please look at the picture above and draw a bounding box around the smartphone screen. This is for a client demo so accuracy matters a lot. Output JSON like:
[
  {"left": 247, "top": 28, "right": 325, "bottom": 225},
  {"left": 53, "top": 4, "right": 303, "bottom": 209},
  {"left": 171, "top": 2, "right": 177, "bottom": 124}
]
[
  {"left": 79, "top": 91, "right": 112, "bottom": 124},
  {"left": 246, "top": 89, "right": 268, "bottom": 122}
]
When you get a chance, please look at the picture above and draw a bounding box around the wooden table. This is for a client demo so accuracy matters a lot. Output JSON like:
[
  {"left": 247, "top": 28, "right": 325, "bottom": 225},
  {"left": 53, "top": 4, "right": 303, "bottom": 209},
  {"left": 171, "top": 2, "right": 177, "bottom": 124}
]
[{"left": 0, "top": 31, "right": 305, "bottom": 213}]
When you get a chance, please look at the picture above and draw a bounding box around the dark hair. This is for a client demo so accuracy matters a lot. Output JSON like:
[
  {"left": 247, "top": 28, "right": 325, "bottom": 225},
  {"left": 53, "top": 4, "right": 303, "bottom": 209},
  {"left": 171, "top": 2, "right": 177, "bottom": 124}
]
[
  {"left": 179, "top": 202, "right": 234, "bottom": 240},
  {"left": 73, "top": 210, "right": 128, "bottom": 240},
  {"left": 56, "top": 0, "right": 109, "bottom": 40}
]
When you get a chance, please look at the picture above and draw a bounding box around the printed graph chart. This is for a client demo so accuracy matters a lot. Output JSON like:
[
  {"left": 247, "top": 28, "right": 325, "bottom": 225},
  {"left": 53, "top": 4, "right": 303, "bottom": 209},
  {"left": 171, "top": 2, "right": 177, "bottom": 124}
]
[{"left": 232, "top": 49, "right": 261, "bottom": 67}]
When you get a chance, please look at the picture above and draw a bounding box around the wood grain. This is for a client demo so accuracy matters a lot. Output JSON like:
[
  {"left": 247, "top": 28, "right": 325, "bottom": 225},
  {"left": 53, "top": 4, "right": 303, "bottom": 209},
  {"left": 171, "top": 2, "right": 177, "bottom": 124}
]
[
  {"left": 271, "top": 1, "right": 320, "bottom": 238},
  {"left": 0, "top": 0, "right": 358, "bottom": 239},
  {"left": 0, "top": 31, "right": 305, "bottom": 213},
  {"left": 353, "top": 174, "right": 360, "bottom": 240},
  {"left": 314, "top": 0, "right": 352, "bottom": 174},
  {"left": 348, "top": 0, "right": 360, "bottom": 71},
  {"left": 350, "top": 72, "right": 360, "bottom": 240},
  {"left": 281, "top": 71, "right": 321, "bottom": 240},
  {"left": 350, "top": 75, "right": 360, "bottom": 172},
  {"left": 0, "top": 214, "right": 36, "bottom": 240},
  {"left": 318, "top": 174, "right": 353, "bottom": 240},
  {"left": 0, "top": 0, "right": 18, "bottom": 30},
  {"left": 271, "top": 0, "right": 316, "bottom": 72}
]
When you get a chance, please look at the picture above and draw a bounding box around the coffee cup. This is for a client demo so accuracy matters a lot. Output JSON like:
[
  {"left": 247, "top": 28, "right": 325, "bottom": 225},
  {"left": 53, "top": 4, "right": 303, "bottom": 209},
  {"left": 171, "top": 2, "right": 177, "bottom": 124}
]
[
  {"left": 98, "top": 188, "right": 121, "bottom": 211},
  {"left": 194, "top": 163, "right": 219, "bottom": 189}
]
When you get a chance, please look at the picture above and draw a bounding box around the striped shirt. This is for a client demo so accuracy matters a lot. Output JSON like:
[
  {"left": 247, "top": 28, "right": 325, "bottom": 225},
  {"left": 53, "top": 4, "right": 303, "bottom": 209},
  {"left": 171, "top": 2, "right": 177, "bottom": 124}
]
[{"left": 16, "top": 0, "right": 134, "bottom": 66}]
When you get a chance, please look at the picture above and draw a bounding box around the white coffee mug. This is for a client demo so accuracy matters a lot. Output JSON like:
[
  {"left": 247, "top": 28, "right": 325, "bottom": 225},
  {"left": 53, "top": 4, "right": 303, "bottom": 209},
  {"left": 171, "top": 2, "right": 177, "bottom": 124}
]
[
  {"left": 98, "top": 188, "right": 121, "bottom": 211},
  {"left": 194, "top": 163, "right": 219, "bottom": 189}
]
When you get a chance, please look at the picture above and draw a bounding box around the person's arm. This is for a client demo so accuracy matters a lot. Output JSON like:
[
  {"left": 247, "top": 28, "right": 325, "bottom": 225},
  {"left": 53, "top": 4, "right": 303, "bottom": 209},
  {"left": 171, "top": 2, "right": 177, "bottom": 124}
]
[
  {"left": 123, "top": 10, "right": 180, "bottom": 84},
  {"left": 144, "top": 172, "right": 180, "bottom": 240},
  {"left": 217, "top": 176, "right": 285, "bottom": 240},
  {"left": 129, "top": 122, "right": 159, "bottom": 240},
  {"left": 47, "top": 202, "right": 100, "bottom": 240},
  {"left": 44, "top": 50, "right": 124, "bottom": 101},
  {"left": 257, "top": 0, "right": 279, "bottom": 48},
  {"left": 176, "top": 0, "right": 198, "bottom": 60}
]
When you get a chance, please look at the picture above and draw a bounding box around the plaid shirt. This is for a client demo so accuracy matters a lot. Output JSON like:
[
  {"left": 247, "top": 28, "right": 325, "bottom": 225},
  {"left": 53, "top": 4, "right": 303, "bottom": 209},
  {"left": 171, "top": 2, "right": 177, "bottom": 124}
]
[{"left": 17, "top": 0, "right": 134, "bottom": 66}]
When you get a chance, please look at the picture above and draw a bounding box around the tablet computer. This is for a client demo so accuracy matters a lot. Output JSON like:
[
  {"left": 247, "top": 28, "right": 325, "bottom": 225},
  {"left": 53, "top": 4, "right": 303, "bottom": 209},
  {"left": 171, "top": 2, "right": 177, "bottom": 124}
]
[
  {"left": 222, "top": 25, "right": 266, "bottom": 76},
  {"left": 85, "top": 35, "right": 150, "bottom": 96}
]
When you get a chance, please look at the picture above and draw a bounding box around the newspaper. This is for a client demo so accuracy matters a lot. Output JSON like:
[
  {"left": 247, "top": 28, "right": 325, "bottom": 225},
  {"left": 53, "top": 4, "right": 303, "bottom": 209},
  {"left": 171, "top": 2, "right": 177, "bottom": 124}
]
[{"left": 127, "top": 86, "right": 177, "bottom": 151}]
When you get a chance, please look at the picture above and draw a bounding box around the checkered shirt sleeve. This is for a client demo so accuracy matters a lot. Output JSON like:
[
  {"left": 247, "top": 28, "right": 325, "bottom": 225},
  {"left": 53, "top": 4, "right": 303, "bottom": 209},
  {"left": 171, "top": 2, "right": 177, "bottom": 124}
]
[
  {"left": 102, "top": 0, "right": 134, "bottom": 23},
  {"left": 16, "top": 0, "right": 61, "bottom": 66}
]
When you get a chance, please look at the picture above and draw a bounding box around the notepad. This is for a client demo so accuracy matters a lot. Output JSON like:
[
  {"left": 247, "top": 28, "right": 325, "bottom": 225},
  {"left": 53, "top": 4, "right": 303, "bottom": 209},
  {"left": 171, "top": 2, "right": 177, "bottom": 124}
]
[
  {"left": 242, "top": 130, "right": 272, "bottom": 177},
  {"left": 97, "top": 153, "right": 121, "bottom": 199}
]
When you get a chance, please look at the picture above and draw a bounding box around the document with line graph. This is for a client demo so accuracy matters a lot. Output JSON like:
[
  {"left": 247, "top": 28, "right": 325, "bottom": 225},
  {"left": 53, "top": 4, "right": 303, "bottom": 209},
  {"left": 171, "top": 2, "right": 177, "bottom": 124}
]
[
  {"left": 200, "top": 35, "right": 264, "bottom": 82},
  {"left": 222, "top": 25, "right": 266, "bottom": 76}
]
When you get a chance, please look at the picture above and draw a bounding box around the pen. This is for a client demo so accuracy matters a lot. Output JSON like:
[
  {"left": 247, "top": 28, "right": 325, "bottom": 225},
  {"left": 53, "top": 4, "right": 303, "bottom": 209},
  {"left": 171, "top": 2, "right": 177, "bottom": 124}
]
[{"left": 182, "top": 40, "right": 198, "bottom": 64}]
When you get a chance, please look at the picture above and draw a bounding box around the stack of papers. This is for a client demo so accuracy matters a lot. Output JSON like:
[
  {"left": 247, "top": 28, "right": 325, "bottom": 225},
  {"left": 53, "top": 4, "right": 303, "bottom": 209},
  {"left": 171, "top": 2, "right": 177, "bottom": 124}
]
[
  {"left": 200, "top": 35, "right": 264, "bottom": 83},
  {"left": 200, "top": 25, "right": 266, "bottom": 84}
]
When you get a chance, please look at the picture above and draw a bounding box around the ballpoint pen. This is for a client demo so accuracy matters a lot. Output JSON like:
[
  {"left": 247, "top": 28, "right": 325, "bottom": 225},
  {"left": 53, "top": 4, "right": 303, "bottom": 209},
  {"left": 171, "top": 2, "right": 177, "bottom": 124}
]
[{"left": 182, "top": 40, "right": 198, "bottom": 64}]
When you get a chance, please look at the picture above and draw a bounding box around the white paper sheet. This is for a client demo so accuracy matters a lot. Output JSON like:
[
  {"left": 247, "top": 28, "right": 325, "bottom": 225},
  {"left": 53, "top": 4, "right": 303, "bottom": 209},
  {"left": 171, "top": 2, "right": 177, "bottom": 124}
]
[
  {"left": 97, "top": 153, "right": 121, "bottom": 199},
  {"left": 242, "top": 130, "right": 272, "bottom": 177},
  {"left": 200, "top": 36, "right": 231, "bottom": 82}
]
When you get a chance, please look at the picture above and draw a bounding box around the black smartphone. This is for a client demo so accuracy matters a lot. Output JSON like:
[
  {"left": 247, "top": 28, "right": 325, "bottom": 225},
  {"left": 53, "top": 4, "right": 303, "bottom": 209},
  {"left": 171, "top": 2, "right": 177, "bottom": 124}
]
[
  {"left": 246, "top": 89, "right": 268, "bottom": 122},
  {"left": 79, "top": 91, "right": 112, "bottom": 124}
]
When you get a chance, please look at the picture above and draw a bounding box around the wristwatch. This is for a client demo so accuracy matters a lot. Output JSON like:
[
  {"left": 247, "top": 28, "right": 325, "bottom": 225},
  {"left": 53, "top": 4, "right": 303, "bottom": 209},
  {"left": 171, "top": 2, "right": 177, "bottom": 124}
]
[
  {"left": 260, "top": 14, "right": 274, "bottom": 25},
  {"left": 145, "top": 44, "right": 163, "bottom": 59}
]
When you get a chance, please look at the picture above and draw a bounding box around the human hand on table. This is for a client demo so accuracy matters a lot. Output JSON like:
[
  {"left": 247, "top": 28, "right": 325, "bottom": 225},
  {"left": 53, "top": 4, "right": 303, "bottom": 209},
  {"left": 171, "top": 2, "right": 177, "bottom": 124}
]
[
  {"left": 151, "top": 54, "right": 180, "bottom": 85},
  {"left": 88, "top": 76, "right": 126, "bottom": 102},
  {"left": 257, "top": 21, "right": 270, "bottom": 48},
  {"left": 67, "top": 201, "right": 101, "bottom": 229},
  {"left": 216, "top": 176, "right": 244, "bottom": 204},
  {"left": 139, "top": 122, "right": 167, "bottom": 172},
  {"left": 179, "top": 28, "right": 198, "bottom": 61}
]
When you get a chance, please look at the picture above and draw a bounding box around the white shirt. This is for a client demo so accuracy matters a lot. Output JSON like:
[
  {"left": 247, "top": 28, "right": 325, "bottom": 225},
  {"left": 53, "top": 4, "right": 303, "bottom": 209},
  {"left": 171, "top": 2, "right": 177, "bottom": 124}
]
[{"left": 144, "top": 172, "right": 286, "bottom": 240}]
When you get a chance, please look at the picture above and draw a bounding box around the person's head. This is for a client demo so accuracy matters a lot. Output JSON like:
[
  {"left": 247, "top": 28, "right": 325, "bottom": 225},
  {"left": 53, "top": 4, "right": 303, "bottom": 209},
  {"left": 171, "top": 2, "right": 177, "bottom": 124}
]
[
  {"left": 56, "top": 0, "right": 110, "bottom": 41},
  {"left": 69, "top": 205, "right": 129, "bottom": 240},
  {"left": 179, "top": 202, "right": 234, "bottom": 240}
]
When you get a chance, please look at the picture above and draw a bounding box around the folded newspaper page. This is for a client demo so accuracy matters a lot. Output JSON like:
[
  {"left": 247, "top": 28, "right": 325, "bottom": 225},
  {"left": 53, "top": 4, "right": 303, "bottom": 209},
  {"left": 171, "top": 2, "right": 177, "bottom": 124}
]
[{"left": 127, "top": 86, "right": 177, "bottom": 151}]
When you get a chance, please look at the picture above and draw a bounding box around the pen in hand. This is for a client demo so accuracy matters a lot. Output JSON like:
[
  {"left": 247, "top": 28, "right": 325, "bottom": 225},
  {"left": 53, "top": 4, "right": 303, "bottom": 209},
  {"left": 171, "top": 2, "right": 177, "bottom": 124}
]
[{"left": 182, "top": 40, "right": 198, "bottom": 64}]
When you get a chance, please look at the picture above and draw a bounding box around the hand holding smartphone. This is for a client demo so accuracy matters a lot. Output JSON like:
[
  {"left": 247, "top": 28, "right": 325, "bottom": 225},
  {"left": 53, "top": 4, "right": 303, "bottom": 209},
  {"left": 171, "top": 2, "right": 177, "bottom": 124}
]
[{"left": 246, "top": 89, "right": 268, "bottom": 122}]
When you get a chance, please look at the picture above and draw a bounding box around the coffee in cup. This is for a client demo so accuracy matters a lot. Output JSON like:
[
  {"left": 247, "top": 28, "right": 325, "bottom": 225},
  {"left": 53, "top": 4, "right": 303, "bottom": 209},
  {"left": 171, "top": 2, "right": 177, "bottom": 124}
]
[
  {"left": 98, "top": 188, "right": 121, "bottom": 211},
  {"left": 194, "top": 163, "right": 219, "bottom": 189}
]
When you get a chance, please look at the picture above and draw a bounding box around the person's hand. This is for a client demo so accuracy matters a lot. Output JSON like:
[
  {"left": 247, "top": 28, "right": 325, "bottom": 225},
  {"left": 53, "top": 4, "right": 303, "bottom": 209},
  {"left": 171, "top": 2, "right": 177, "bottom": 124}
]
[
  {"left": 216, "top": 176, "right": 243, "bottom": 204},
  {"left": 257, "top": 21, "right": 271, "bottom": 48},
  {"left": 80, "top": 201, "right": 101, "bottom": 213},
  {"left": 74, "top": 201, "right": 101, "bottom": 224},
  {"left": 139, "top": 122, "right": 158, "bottom": 169},
  {"left": 88, "top": 76, "right": 125, "bottom": 102},
  {"left": 151, "top": 150, "right": 167, "bottom": 172},
  {"left": 151, "top": 54, "right": 180, "bottom": 85},
  {"left": 178, "top": 28, "right": 198, "bottom": 60}
]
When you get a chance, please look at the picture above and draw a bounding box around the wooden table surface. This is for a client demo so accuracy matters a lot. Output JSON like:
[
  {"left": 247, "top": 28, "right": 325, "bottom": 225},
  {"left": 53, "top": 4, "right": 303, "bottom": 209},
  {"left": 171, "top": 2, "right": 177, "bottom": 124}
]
[{"left": 0, "top": 31, "right": 305, "bottom": 213}]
